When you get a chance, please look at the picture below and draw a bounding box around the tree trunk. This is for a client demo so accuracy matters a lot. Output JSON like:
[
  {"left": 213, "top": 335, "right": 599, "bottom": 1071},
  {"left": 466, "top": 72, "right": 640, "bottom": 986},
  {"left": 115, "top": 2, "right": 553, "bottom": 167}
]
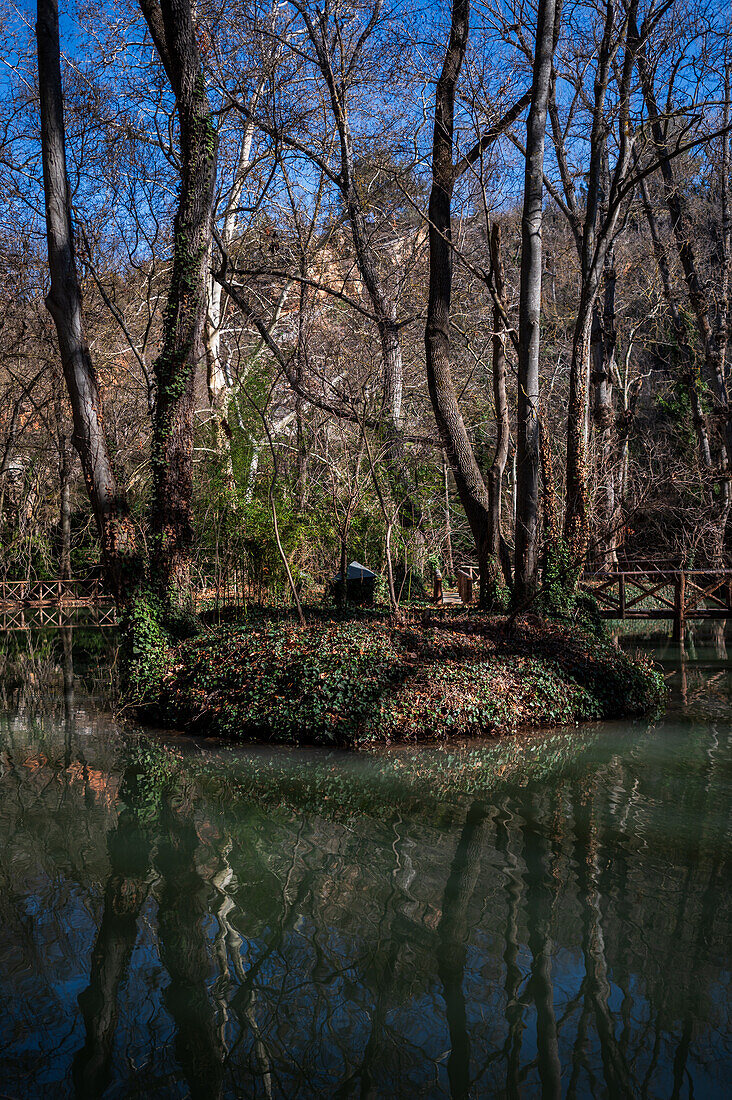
[
  {"left": 205, "top": 81, "right": 266, "bottom": 495},
  {"left": 59, "top": 426, "right": 72, "bottom": 582},
  {"left": 298, "top": 6, "right": 418, "bottom": 519},
  {"left": 36, "top": 0, "right": 138, "bottom": 603},
  {"left": 488, "top": 224, "right": 513, "bottom": 592},
  {"left": 205, "top": 86, "right": 262, "bottom": 412},
  {"left": 338, "top": 539, "right": 348, "bottom": 608},
  {"left": 514, "top": 0, "right": 557, "bottom": 605},
  {"left": 443, "top": 452, "right": 455, "bottom": 577},
  {"left": 638, "top": 171, "right": 713, "bottom": 469},
  {"left": 590, "top": 252, "right": 618, "bottom": 570},
  {"left": 140, "top": 0, "right": 218, "bottom": 603},
  {"left": 564, "top": 295, "right": 594, "bottom": 560},
  {"left": 295, "top": 266, "right": 311, "bottom": 512},
  {"left": 425, "top": 0, "right": 494, "bottom": 604}
]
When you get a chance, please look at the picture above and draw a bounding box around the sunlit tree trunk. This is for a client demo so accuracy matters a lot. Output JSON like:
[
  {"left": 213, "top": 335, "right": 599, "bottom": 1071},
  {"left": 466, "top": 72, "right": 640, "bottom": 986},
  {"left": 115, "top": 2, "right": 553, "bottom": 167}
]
[
  {"left": 488, "top": 224, "right": 513, "bottom": 593},
  {"left": 514, "top": 0, "right": 557, "bottom": 605}
]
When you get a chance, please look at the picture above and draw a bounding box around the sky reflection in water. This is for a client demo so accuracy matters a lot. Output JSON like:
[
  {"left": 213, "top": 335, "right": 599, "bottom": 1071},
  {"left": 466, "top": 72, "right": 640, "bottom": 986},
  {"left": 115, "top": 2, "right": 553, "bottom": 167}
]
[{"left": 0, "top": 626, "right": 730, "bottom": 1098}]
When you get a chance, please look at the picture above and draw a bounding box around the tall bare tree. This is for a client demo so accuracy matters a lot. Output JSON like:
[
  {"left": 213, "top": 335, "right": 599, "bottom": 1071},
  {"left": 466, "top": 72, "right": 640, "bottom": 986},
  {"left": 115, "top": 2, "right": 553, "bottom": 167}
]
[
  {"left": 36, "top": 0, "right": 139, "bottom": 602},
  {"left": 513, "top": 0, "right": 558, "bottom": 605},
  {"left": 426, "top": 0, "right": 529, "bottom": 603}
]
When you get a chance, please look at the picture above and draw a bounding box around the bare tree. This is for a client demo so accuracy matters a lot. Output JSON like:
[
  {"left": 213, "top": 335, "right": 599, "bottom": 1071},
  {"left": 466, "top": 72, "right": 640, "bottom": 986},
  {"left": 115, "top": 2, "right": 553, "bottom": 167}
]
[
  {"left": 632, "top": 5, "right": 732, "bottom": 560},
  {"left": 513, "top": 0, "right": 558, "bottom": 605},
  {"left": 425, "top": 0, "right": 528, "bottom": 604},
  {"left": 36, "top": 0, "right": 139, "bottom": 602}
]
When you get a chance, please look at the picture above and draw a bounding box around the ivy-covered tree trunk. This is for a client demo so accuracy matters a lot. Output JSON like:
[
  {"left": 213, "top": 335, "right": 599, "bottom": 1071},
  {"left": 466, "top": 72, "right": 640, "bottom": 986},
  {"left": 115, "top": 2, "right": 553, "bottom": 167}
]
[
  {"left": 140, "top": 0, "right": 218, "bottom": 603},
  {"left": 633, "top": 10, "right": 731, "bottom": 562}
]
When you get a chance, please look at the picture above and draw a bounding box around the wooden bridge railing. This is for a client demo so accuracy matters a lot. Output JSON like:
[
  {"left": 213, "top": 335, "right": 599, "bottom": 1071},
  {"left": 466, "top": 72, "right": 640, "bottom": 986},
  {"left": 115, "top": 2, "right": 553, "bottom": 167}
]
[
  {"left": 0, "top": 603, "right": 118, "bottom": 630},
  {"left": 0, "top": 577, "right": 108, "bottom": 608},
  {"left": 441, "top": 564, "right": 732, "bottom": 639},
  {"left": 455, "top": 566, "right": 479, "bottom": 605},
  {"left": 582, "top": 569, "right": 732, "bottom": 640}
]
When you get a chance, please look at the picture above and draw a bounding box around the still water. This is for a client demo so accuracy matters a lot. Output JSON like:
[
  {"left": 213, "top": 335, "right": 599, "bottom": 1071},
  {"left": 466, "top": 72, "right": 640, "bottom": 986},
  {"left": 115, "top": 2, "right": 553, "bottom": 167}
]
[{"left": 0, "top": 626, "right": 729, "bottom": 1098}]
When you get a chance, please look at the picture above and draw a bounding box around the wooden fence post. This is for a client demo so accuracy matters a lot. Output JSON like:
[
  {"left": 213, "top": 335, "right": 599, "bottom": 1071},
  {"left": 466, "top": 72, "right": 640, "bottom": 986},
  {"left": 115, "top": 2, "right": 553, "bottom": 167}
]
[
  {"left": 618, "top": 574, "right": 626, "bottom": 619},
  {"left": 456, "top": 570, "right": 473, "bottom": 605}
]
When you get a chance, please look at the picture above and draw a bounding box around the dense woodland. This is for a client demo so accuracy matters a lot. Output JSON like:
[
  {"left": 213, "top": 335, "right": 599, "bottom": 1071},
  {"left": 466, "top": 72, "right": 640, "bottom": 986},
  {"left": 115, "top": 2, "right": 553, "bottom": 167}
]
[{"left": 1, "top": 0, "right": 732, "bottom": 613}]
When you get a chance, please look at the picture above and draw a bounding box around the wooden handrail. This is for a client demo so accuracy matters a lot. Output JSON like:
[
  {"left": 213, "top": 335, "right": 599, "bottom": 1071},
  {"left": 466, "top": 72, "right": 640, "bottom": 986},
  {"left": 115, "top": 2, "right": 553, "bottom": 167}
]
[{"left": 581, "top": 567, "right": 732, "bottom": 634}]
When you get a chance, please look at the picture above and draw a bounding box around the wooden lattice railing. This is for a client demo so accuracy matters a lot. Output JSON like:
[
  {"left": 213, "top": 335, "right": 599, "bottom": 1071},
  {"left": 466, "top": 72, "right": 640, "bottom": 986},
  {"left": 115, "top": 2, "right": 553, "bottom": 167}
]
[
  {"left": 0, "top": 577, "right": 107, "bottom": 608},
  {"left": 582, "top": 569, "right": 732, "bottom": 639}
]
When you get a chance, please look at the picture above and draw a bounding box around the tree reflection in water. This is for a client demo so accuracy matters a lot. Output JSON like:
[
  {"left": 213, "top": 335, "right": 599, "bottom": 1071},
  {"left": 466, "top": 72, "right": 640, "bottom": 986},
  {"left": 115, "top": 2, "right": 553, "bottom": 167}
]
[{"left": 0, "top": 628, "right": 729, "bottom": 1097}]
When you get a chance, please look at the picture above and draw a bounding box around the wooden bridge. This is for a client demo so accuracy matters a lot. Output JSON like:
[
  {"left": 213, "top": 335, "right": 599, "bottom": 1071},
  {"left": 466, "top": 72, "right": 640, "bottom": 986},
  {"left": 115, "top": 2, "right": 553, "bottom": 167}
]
[
  {"left": 0, "top": 578, "right": 109, "bottom": 606},
  {"left": 582, "top": 569, "right": 732, "bottom": 640},
  {"left": 435, "top": 565, "right": 732, "bottom": 640},
  {"left": 0, "top": 578, "right": 116, "bottom": 630},
  {"left": 3, "top": 567, "right": 731, "bottom": 639}
]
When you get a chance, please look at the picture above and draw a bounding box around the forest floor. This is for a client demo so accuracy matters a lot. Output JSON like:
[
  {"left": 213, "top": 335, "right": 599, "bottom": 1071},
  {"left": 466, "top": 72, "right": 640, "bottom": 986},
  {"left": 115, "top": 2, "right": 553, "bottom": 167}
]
[{"left": 150, "top": 608, "right": 665, "bottom": 746}]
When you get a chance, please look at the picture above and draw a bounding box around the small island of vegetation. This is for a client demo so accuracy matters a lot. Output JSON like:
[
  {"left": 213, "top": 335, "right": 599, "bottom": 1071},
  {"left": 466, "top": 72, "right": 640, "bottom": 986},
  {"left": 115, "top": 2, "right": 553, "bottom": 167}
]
[{"left": 140, "top": 610, "right": 663, "bottom": 745}]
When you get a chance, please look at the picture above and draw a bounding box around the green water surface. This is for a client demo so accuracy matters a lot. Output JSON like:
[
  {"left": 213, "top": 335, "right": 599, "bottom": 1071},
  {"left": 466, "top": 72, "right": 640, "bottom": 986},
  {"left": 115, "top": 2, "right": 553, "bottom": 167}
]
[{"left": 0, "top": 626, "right": 729, "bottom": 1097}]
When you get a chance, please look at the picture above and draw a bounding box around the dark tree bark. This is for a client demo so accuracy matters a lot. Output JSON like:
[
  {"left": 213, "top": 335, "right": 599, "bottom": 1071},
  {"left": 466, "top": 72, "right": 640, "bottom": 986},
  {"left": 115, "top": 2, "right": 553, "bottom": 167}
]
[
  {"left": 426, "top": 0, "right": 535, "bottom": 604},
  {"left": 638, "top": 171, "right": 713, "bottom": 469},
  {"left": 139, "top": 0, "right": 218, "bottom": 601},
  {"left": 426, "top": 0, "right": 494, "bottom": 602},
  {"left": 36, "top": 0, "right": 138, "bottom": 603},
  {"left": 550, "top": 0, "right": 639, "bottom": 573},
  {"left": 513, "top": 0, "right": 558, "bottom": 606}
]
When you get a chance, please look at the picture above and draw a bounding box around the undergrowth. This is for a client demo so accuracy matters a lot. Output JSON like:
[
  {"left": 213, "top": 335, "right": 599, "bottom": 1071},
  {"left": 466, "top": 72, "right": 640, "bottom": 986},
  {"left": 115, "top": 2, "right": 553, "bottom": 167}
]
[{"left": 155, "top": 612, "right": 664, "bottom": 745}]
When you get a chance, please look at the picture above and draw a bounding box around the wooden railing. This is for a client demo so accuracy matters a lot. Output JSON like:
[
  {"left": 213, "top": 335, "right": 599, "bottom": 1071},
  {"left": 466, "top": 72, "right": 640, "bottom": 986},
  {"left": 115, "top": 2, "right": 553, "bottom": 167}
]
[
  {"left": 0, "top": 603, "right": 118, "bottom": 630},
  {"left": 0, "top": 577, "right": 109, "bottom": 608},
  {"left": 437, "top": 564, "right": 732, "bottom": 638},
  {"left": 582, "top": 569, "right": 732, "bottom": 640},
  {"left": 455, "top": 566, "right": 479, "bottom": 605}
]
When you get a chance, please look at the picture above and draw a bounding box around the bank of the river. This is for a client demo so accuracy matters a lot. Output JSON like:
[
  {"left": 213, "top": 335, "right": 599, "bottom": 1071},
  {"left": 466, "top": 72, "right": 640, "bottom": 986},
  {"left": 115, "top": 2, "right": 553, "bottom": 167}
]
[{"left": 149, "top": 611, "right": 664, "bottom": 744}]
